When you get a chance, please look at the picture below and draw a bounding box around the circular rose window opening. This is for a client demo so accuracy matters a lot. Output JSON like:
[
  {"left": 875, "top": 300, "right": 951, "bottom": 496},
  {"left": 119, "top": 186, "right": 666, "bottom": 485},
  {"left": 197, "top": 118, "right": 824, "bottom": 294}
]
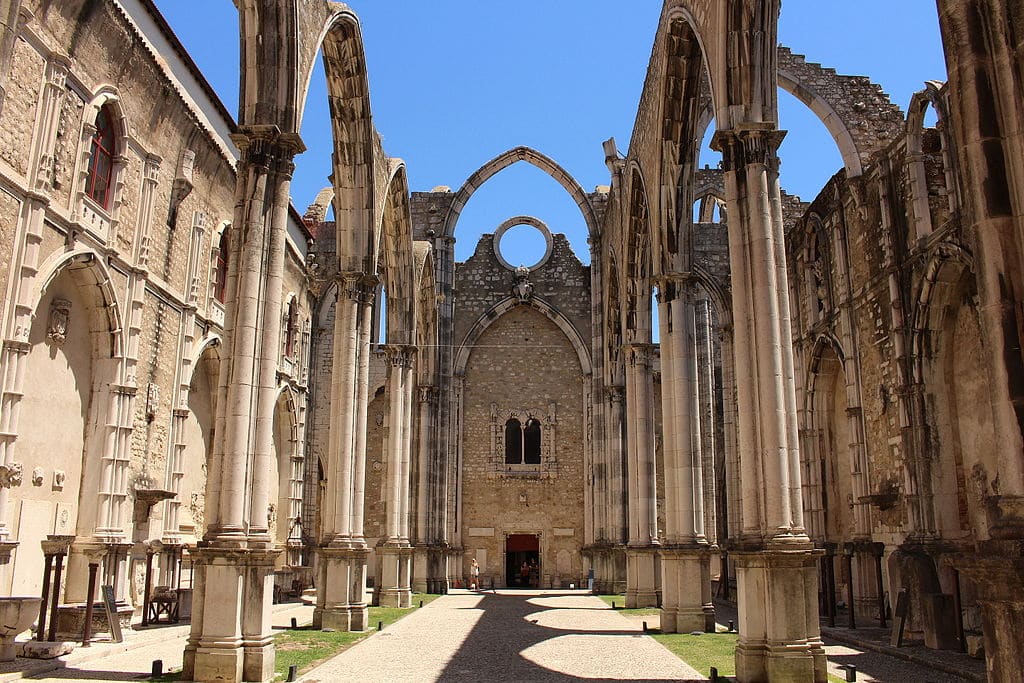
[{"left": 494, "top": 219, "right": 553, "bottom": 271}]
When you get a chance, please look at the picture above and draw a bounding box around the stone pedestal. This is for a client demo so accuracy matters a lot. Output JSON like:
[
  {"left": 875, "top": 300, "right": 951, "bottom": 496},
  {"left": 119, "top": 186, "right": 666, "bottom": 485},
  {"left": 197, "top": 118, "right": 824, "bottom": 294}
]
[
  {"left": 313, "top": 546, "right": 368, "bottom": 631},
  {"left": 377, "top": 545, "right": 412, "bottom": 608},
  {"left": 412, "top": 546, "right": 429, "bottom": 594},
  {"left": 625, "top": 547, "right": 658, "bottom": 608},
  {"left": 660, "top": 547, "right": 714, "bottom": 633},
  {"left": 921, "top": 593, "right": 959, "bottom": 650},
  {"left": 952, "top": 549, "right": 1024, "bottom": 683},
  {"left": 733, "top": 548, "right": 826, "bottom": 683},
  {"left": 182, "top": 547, "right": 279, "bottom": 683}
]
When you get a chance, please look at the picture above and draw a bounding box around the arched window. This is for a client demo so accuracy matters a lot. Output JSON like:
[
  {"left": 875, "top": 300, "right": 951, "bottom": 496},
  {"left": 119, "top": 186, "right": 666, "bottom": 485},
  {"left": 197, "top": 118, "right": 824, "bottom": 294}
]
[
  {"left": 86, "top": 106, "right": 117, "bottom": 209},
  {"left": 524, "top": 418, "right": 542, "bottom": 464},
  {"left": 214, "top": 228, "right": 229, "bottom": 303},
  {"left": 505, "top": 419, "right": 522, "bottom": 465},
  {"left": 284, "top": 297, "right": 299, "bottom": 357}
]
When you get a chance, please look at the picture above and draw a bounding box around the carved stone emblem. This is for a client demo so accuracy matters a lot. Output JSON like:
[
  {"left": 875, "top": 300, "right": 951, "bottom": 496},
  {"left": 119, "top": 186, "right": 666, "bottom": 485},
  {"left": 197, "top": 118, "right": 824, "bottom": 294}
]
[
  {"left": 47, "top": 299, "right": 71, "bottom": 346},
  {"left": 0, "top": 462, "right": 23, "bottom": 488},
  {"left": 512, "top": 265, "right": 533, "bottom": 303},
  {"left": 53, "top": 470, "right": 66, "bottom": 490},
  {"left": 31, "top": 467, "right": 44, "bottom": 487}
]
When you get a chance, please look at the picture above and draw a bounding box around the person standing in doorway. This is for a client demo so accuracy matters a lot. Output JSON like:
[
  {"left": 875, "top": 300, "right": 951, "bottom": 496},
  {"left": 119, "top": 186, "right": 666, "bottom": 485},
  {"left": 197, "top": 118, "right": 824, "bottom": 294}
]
[{"left": 471, "top": 558, "right": 480, "bottom": 590}]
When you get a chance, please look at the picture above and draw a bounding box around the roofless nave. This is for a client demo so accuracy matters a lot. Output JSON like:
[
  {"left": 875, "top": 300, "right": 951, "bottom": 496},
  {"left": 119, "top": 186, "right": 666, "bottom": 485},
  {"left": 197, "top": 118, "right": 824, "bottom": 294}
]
[{"left": 0, "top": 1, "right": 1021, "bottom": 681}]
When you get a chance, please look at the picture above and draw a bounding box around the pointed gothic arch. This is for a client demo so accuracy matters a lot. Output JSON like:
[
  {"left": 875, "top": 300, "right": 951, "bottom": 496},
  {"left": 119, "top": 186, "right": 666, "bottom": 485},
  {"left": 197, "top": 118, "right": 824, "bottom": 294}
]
[{"left": 441, "top": 146, "right": 599, "bottom": 240}]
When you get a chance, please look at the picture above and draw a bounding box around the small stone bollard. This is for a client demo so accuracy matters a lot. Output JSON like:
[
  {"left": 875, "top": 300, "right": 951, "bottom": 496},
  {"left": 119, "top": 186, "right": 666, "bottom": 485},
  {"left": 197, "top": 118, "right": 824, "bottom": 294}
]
[
  {"left": 419, "top": 600, "right": 423, "bottom": 608},
  {"left": 287, "top": 663, "right": 298, "bottom": 682},
  {"left": 612, "top": 601, "right": 616, "bottom": 609},
  {"left": 642, "top": 621, "right": 648, "bottom": 633},
  {"left": 728, "top": 620, "right": 735, "bottom": 632},
  {"left": 710, "top": 666, "right": 719, "bottom": 682},
  {"left": 377, "top": 620, "right": 383, "bottom": 631},
  {"left": 151, "top": 659, "right": 162, "bottom": 677},
  {"left": 845, "top": 664, "right": 857, "bottom": 682},
  {"left": 290, "top": 617, "right": 298, "bottom": 629}
]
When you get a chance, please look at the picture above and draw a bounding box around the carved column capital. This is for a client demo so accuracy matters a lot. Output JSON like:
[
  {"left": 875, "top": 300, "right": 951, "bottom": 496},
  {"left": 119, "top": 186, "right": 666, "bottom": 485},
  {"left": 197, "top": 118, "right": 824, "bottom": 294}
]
[
  {"left": 337, "top": 272, "right": 378, "bottom": 303},
  {"left": 381, "top": 344, "right": 416, "bottom": 369},
  {"left": 230, "top": 126, "right": 306, "bottom": 177},
  {"left": 606, "top": 385, "right": 625, "bottom": 404},
  {"left": 711, "top": 125, "right": 787, "bottom": 174}
]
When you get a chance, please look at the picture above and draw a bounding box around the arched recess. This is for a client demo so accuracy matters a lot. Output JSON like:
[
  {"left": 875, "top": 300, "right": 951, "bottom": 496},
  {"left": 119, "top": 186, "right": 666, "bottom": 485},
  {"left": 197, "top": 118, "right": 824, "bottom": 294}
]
[
  {"left": 10, "top": 250, "right": 125, "bottom": 596},
  {"left": 271, "top": 385, "right": 304, "bottom": 565},
  {"left": 453, "top": 297, "right": 593, "bottom": 378},
  {"left": 173, "top": 337, "right": 222, "bottom": 543},
  {"left": 801, "top": 336, "right": 854, "bottom": 542},
  {"left": 441, "top": 146, "right": 599, "bottom": 240},
  {"left": 413, "top": 241, "right": 438, "bottom": 386},
  {"left": 605, "top": 250, "right": 624, "bottom": 386},
  {"left": 906, "top": 81, "right": 959, "bottom": 239},
  {"left": 623, "top": 165, "right": 654, "bottom": 345},
  {"left": 375, "top": 160, "right": 416, "bottom": 346},
  {"left": 911, "top": 245, "right": 989, "bottom": 540}
]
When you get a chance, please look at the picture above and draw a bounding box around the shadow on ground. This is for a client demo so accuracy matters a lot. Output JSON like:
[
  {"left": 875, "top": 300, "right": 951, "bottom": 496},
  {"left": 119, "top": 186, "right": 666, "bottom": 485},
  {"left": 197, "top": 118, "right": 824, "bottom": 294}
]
[{"left": 436, "top": 591, "right": 705, "bottom": 682}]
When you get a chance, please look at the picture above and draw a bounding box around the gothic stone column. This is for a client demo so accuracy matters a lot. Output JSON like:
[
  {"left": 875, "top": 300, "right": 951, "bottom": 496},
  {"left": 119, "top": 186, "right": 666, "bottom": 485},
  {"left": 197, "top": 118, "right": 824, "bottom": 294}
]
[
  {"left": 713, "top": 125, "right": 825, "bottom": 683},
  {"left": 378, "top": 345, "right": 414, "bottom": 608},
  {"left": 182, "top": 127, "right": 300, "bottom": 683},
  {"left": 624, "top": 344, "right": 659, "bottom": 608},
  {"left": 313, "top": 274, "right": 376, "bottom": 631},
  {"left": 658, "top": 276, "right": 714, "bottom": 633}
]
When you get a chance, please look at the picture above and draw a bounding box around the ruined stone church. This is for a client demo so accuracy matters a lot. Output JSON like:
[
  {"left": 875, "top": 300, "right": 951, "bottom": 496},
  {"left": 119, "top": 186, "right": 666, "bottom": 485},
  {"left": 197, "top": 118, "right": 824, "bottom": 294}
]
[{"left": 0, "top": 0, "right": 1021, "bottom": 681}]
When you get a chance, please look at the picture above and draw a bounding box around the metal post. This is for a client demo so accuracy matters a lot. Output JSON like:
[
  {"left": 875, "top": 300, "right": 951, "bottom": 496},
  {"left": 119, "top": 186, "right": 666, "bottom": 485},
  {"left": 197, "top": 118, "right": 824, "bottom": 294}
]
[
  {"left": 873, "top": 544, "right": 886, "bottom": 628},
  {"left": 843, "top": 546, "right": 856, "bottom": 629},
  {"left": 82, "top": 563, "right": 99, "bottom": 646},
  {"left": 825, "top": 544, "right": 837, "bottom": 628},
  {"left": 47, "top": 553, "right": 66, "bottom": 642},
  {"left": 952, "top": 568, "right": 966, "bottom": 652},
  {"left": 142, "top": 548, "right": 154, "bottom": 627},
  {"left": 720, "top": 551, "right": 730, "bottom": 600},
  {"left": 36, "top": 554, "right": 54, "bottom": 642}
]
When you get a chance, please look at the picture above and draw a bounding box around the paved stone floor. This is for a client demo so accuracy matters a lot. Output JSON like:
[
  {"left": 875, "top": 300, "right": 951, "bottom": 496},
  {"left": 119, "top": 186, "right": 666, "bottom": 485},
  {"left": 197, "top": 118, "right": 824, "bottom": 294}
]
[
  {"left": 301, "top": 590, "right": 702, "bottom": 682},
  {"left": 0, "top": 592, "right": 985, "bottom": 682}
]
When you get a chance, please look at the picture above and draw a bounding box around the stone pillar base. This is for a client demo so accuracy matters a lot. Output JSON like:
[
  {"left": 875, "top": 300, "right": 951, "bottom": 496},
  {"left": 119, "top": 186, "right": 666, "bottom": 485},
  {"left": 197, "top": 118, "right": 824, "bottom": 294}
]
[
  {"left": 377, "top": 545, "right": 412, "bottom": 608},
  {"left": 313, "top": 545, "right": 369, "bottom": 632},
  {"left": 661, "top": 546, "right": 714, "bottom": 633},
  {"left": 412, "top": 546, "right": 429, "bottom": 594},
  {"left": 183, "top": 545, "right": 281, "bottom": 683},
  {"left": 952, "top": 549, "right": 1024, "bottom": 683},
  {"left": 733, "top": 547, "right": 826, "bottom": 683},
  {"left": 625, "top": 547, "right": 659, "bottom": 608}
]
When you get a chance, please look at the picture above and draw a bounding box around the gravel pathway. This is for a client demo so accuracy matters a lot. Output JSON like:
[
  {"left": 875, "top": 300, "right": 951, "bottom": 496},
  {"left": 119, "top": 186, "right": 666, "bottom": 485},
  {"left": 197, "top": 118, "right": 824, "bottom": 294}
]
[{"left": 301, "top": 590, "right": 704, "bottom": 682}]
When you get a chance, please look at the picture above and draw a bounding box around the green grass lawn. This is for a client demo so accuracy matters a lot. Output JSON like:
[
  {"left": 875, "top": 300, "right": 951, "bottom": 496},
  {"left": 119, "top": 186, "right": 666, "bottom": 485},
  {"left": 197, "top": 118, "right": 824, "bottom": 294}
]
[
  {"left": 148, "top": 594, "right": 441, "bottom": 681},
  {"left": 596, "top": 594, "right": 661, "bottom": 616},
  {"left": 596, "top": 596, "right": 845, "bottom": 683},
  {"left": 272, "top": 593, "right": 440, "bottom": 681}
]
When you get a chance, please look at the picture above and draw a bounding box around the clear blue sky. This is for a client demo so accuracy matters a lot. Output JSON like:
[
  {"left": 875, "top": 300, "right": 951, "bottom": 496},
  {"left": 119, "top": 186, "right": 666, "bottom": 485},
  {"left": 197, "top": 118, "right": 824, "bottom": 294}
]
[{"left": 152, "top": 1, "right": 946, "bottom": 267}]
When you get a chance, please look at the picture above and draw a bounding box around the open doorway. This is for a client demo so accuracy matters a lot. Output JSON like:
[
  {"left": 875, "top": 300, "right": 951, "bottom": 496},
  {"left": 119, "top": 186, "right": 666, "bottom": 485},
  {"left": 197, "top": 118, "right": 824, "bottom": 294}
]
[{"left": 505, "top": 534, "right": 540, "bottom": 588}]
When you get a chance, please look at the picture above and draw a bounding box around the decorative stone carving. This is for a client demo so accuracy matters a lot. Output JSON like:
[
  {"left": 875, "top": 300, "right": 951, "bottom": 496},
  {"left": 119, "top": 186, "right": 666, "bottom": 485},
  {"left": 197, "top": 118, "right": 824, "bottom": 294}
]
[
  {"left": 46, "top": 299, "right": 71, "bottom": 346},
  {"left": 512, "top": 265, "right": 533, "bottom": 302},
  {"left": 0, "top": 462, "right": 23, "bottom": 488},
  {"left": 31, "top": 467, "right": 43, "bottom": 487},
  {"left": 52, "top": 470, "right": 65, "bottom": 491}
]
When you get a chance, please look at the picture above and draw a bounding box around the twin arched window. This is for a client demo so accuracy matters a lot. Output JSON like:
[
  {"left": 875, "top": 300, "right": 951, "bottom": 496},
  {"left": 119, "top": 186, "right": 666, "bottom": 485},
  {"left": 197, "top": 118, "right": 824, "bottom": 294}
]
[
  {"left": 86, "top": 106, "right": 116, "bottom": 209},
  {"left": 505, "top": 418, "right": 542, "bottom": 465}
]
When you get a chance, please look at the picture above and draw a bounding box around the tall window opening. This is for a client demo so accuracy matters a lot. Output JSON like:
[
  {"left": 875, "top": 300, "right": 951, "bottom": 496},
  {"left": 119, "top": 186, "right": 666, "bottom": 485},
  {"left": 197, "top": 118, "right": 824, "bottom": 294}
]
[
  {"left": 86, "top": 106, "right": 117, "bottom": 209},
  {"left": 524, "top": 418, "right": 542, "bottom": 464},
  {"left": 284, "top": 297, "right": 299, "bottom": 357},
  {"left": 214, "top": 228, "right": 230, "bottom": 303},
  {"left": 504, "top": 419, "right": 522, "bottom": 464}
]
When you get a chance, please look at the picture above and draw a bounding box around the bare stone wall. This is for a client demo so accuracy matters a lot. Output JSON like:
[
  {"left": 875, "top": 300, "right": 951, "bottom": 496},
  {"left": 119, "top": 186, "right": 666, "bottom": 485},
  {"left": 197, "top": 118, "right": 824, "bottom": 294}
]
[{"left": 460, "top": 305, "right": 587, "bottom": 588}]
